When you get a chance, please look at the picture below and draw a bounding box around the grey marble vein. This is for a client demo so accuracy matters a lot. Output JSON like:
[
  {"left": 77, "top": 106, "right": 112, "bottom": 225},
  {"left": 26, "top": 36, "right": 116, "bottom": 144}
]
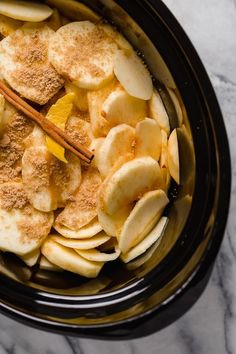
[{"left": 0, "top": 0, "right": 235, "bottom": 353}]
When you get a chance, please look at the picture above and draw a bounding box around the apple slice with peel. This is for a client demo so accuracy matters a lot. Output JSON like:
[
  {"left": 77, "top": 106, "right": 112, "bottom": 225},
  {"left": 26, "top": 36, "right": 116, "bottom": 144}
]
[
  {"left": 97, "top": 124, "right": 135, "bottom": 178},
  {"left": 121, "top": 217, "right": 168, "bottom": 263},
  {"left": 41, "top": 238, "right": 104, "bottom": 278},
  {"left": 54, "top": 218, "right": 103, "bottom": 239},
  {"left": 0, "top": 1, "right": 53, "bottom": 22},
  {"left": 119, "top": 190, "right": 169, "bottom": 253},
  {"left": 135, "top": 118, "right": 162, "bottom": 160},
  {"left": 114, "top": 49, "right": 153, "bottom": 100},
  {"left": 101, "top": 88, "right": 146, "bottom": 127},
  {"left": 149, "top": 89, "right": 170, "bottom": 135},
  {"left": 98, "top": 205, "right": 133, "bottom": 237},
  {"left": 99, "top": 157, "right": 162, "bottom": 215},
  {"left": 51, "top": 232, "right": 110, "bottom": 250},
  {"left": 75, "top": 247, "right": 120, "bottom": 262}
]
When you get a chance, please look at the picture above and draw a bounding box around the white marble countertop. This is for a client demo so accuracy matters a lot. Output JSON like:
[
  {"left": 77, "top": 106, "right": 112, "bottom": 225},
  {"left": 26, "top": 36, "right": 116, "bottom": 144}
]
[{"left": 0, "top": 1, "right": 236, "bottom": 353}]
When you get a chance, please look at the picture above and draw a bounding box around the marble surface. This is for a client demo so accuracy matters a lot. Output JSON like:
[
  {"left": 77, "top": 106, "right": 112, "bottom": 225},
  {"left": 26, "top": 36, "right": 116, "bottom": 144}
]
[{"left": 0, "top": 0, "right": 236, "bottom": 353}]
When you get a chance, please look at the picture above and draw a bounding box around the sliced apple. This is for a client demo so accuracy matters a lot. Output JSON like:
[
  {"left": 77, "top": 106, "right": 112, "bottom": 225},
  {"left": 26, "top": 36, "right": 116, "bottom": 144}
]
[
  {"left": 157, "top": 85, "right": 179, "bottom": 131},
  {"left": 121, "top": 217, "right": 168, "bottom": 263},
  {"left": 0, "top": 1, "right": 53, "bottom": 22},
  {"left": 127, "top": 238, "right": 162, "bottom": 270},
  {"left": 135, "top": 118, "right": 162, "bottom": 160},
  {"left": 100, "top": 24, "right": 132, "bottom": 51},
  {"left": 97, "top": 205, "right": 133, "bottom": 237},
  {"left": 99, "top": 157, "right": 162, "bottom": 215},
  {"left": 160, "top": 167, "right": 171, "bottom": 193},
  {"left": 54, "top": 217, "right": 103, "bottom": 239},
  {"left": 39, "top": 256, "right": 62, "bottom": 272},
  {"left": 65, "top": 82, "right": 88, "bottom": 112},
  {"left": 89, "top": 138, "right": 105, "bottom": 168},
  {"left": 87, "top": 80, "right": 118, "bottom": 137},
  {"left": 176, "top": 127, "right": 195, "bottom": 185},
  {"left": 41, "top": 237, "right": 104, "bottom": 278},
  {"left": 101, "top": 87, "right": 147, "bottom": 127},
  {"left": 149, "top": 89, "right": 170, "bottom": 135},
  {"left": 49, "top": 21, "right": 117, "bottom": 90},
  {"left": 114, "top": 49, "right": 153, "bottom": 100},
  {"left": 96, "top": 124, "right": 135, "bottom": 178},
  {"left": 20, "top": 249, "right": 40, "bottom": 267},
  {"left": 119, "top": 190, "right": 169, "bottom": 253},
  {"left": 167, "top": 129, "right": 179, "bottom": 184},
  {"left": 45, "top": 0, "right": 101, "bottom": 22},
  {"left": 51, "top": 232, "right": 110, "bottom": 250},
  {"left": 75, "top": 247, "right": 120, "bottom": 262}
]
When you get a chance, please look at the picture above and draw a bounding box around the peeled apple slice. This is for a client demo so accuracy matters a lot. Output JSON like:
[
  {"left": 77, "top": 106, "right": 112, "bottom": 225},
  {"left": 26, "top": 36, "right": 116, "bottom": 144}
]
[
  {"left": 167, "top": 129, "right": 180, "bottom": 184},
  {"left": 65, "top": 82, "right": 88, "bottom": 112},
  {"left": 119, "top": 190, "right": 169, "bottom": 253},
  {"left": 41, "top": 238, "right": 104, "bottom": 278},
  {"left": 157, "top": 85, "right": 179, "bottom": 131},
  {"left": 20, "top": 249, "right": 40, "bottom": 267},
  {"left": 97, "top": 124, "right": 135, "bottom": 178},
  {"left": 0, "top": 1, "right": 53, "bottom": 22},
  {"left": 54, "top": 218, "right": 103, "bottom": 239},
  {"left": 101, "top": 88, "right": 146, "bottom": 127},
  {"left": 49, "top": 21, "right": 117, "bottom": 90},
  {"left": 56, "top": 167, "right": 101, "bottom": 231},
  {"left": 89, "top": 138, "right": 105, "bottom": 168},
  {"left": 87, "top": 80, "right": 118, "bottom": 137},
  {"left": 97, "top": 205, "right": 132, "bottom": 237},
  {"left": 149, "top": 89, "right": 170, "bottom": 135},
  {"left": 100, "top": 24, "right": 132, "bottom": 51},
  {"left": 121, "top": 217, "right": 168, "bottom": 263},
  {"left": 46, "top": 92, "right": 75, "bottom": 163},
  {"left": 39, "top": 256, "right": 62, "bottom": 272},
  {"left": 127, "top": 238, "right": 162, "bottom": 270},
  {"left": 114, "top": 49, "right": 153, "bottom": 100},
  {"left": 99, "top": 157, "right": 162, "bottom": 215},
  {"left": 135, "top": 118, "right": 162, "bottom": 160},
  {"left": 75, "top": 247, "right": 120, "bottom": 262},
  {"left": 0, "top": 14, "right": 22, "bottom": 37},
  {"left": 51, "top": 232, "right": 110, "bottom": 250}
]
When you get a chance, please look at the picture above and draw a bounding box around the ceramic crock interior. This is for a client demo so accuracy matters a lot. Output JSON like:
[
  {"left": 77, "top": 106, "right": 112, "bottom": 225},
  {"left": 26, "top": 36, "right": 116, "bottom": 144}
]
[{"left": 0, "top": 0, "right": 195, "bottom": 296}]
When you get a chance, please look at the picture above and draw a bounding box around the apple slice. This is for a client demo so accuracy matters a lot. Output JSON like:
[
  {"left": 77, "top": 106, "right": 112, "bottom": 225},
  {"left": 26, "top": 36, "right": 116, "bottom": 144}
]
[
  {"left": 51, "top": 232, "right": 110, "bottom": 250},
  {"left": 97, "top": 124, "right": 135, "bottom": 178},
  {"left": 41, "top": 237, "right": 104, "bottom": 278},
  {"left": 49, "top": 21, "right": 117, "bottom": 90},
  {"left": 87, "top": 80, "right": 118, "bottom": 137},
  {"left": 149, "top": 89, "right": 170, "bottom": 135},
  {"left": 101, "top": 87, "right": 147, "bottom": 127},
  {"left": 20, "top": 249, "right": 40, "bottom": 267},
  {"left": 168, "top": 129, "right": 179, "bottom": 184},
  {"left": 135, "top": 118, "right": 162, "bottom": 160},
  {"left": 157, "top": 85, "right": 179, "bottom": 131},
  {"left": 39, "top": 256, "right": 62, "bottom": 272},
  {"left": 97, "top": 205, "right": 133, "bottom": 237},
  {"left": 0, "top": 1, "right": 53, "bottom": 22},
  {"left": 121, "top": 217, "right": 168, "bottom": 263},
  {"left": 55, "top": 167, "right": 101, "bottom": 230},
  {"left": 99, "top": 157, "right": 162, "bottom": 215},
  {"left": 75, "top": 247, "right": 120, "bottom": 262},
  {"left": 100, "top": 24, "right": 132, "bottom": 51},
  {"left": 119, "top": 190, "right": 169, "bottom": 253},
  {"left": 114, "top": 49, "right": 153, "bottom": 100},
  {"left": 54, "top": 218, "right": 103, "bottom": 239},
  {"left": 65, "top": 82, "right": 88, "bottom": 112},
  {"left": 89, "top": 138, "right": 105, "bottom": 169}
]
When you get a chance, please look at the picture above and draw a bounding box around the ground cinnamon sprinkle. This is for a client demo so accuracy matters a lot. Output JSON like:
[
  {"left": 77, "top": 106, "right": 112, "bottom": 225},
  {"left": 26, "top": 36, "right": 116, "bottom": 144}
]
[
  {"left": 0, "top": 183, "right": 28, "bottom": 210},
  {"left": 18, "top": 212, "right": 53, "bottom": 244},
  {"left": 66, "top": 116, "right": 92, "bottom": 147}
]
